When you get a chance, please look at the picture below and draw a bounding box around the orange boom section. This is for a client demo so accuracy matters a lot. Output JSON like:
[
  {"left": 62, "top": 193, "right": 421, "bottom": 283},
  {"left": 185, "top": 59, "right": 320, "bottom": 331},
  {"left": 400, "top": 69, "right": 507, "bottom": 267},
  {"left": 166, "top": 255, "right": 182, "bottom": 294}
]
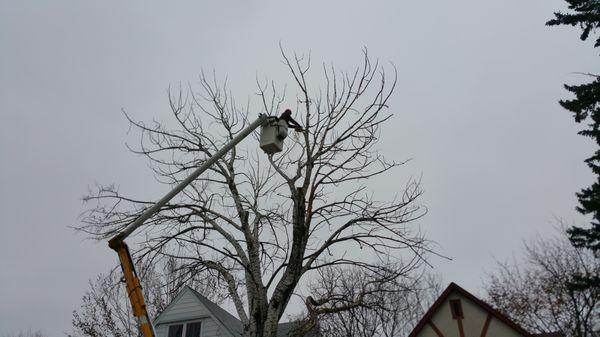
[{"left": 109, "top": 239, "right": 155, "bottom": 337}]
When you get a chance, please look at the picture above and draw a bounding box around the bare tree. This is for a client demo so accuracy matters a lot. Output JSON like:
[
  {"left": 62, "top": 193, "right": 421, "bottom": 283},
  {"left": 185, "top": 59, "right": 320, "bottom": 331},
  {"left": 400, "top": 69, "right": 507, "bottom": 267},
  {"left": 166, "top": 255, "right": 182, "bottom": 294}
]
[
  {"left": 486, "top": 226, "right": 600, "bottom": 337},
  {"left": 76, "top": 48, "right": 429, "bottom": 337},
  {"left": 304, "top": 265, "right": 441, "bottom": 337},
  {"left": 70, "top": 257, "right": 224, "bottom": 337}
]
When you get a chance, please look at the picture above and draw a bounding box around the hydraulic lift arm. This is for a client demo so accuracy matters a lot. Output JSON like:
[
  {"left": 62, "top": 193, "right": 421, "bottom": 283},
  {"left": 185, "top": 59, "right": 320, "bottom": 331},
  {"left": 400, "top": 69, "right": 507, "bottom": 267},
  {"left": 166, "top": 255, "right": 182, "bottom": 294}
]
[
  {"left": 107, "top": 114, "right": 271, "bottom": 337},
  {"left": 108, "top": 239, "right": 155, "bottom": 337}
]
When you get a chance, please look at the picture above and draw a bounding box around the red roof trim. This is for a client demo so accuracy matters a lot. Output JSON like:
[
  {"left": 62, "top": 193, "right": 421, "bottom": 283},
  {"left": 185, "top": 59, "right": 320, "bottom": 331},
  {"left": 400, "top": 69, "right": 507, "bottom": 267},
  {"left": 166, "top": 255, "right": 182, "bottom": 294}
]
[{"left": 407, "top": 282, "right": 533, "bottom": 337}]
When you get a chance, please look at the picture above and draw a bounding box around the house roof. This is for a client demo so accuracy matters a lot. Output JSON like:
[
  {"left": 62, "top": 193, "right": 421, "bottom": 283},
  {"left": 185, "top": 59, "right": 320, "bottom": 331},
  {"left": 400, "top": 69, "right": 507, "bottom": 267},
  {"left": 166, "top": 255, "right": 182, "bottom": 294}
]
[
  {"left": 408, "top": 282, "right": 533, "bottom": 337},
  {"left": 160, "top": 286, "right": 315, "bottom": 337},
  {"left": 277, "top": 321, "right": 319, "bottom": 337},
  {"left": 187, "top": 287, "right": 244, "bottom": 337}
]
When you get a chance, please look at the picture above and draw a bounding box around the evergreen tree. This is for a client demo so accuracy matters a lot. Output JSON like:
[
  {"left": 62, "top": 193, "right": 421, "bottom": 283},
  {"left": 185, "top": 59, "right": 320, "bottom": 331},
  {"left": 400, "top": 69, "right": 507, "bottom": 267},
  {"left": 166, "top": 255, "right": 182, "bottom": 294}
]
[{"left": 547, "top": 1, "right": 600, "bottom": 291}]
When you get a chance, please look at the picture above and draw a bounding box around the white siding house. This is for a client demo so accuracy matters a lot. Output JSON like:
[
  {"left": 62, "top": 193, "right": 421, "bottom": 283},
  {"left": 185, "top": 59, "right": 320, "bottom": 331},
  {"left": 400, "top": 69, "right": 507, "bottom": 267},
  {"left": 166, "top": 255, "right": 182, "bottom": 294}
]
[
  {"left": 408, "top": 283, "right": 534, "bottom": 337},
  {"left": 153, "top": 286, "right": 311, "bottom": 337},
  {"left": 153, "top": 287, "right": 239, "bottom": 337}
]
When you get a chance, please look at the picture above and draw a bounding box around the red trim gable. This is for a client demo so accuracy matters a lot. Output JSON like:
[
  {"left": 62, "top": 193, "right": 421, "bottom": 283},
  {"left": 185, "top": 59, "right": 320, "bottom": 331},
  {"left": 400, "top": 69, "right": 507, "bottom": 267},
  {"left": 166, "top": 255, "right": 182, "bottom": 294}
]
[{"left": 407, "top": 282, "right": 533, "bottom": 337}]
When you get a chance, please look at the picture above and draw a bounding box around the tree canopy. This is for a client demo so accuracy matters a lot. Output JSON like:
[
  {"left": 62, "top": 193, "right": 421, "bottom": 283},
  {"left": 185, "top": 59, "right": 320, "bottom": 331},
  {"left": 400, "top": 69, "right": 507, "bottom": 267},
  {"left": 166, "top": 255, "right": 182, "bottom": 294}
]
[
  {"left": 76, "top": 49, "right": 430, "bottom": 337},
  {"left": 547, "top": 0, "right": 600, "bottom": 291},
  {"left": 486, "top": 228, "right": 599, "bottom": 337}
]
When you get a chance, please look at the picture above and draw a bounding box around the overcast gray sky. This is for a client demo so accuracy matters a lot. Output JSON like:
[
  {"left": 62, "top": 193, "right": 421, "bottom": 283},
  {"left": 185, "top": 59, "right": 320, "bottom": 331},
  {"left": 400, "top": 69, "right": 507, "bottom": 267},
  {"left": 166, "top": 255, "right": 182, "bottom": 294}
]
[{"left": 0, "top": 1, "right": 597, "bottom": 336}]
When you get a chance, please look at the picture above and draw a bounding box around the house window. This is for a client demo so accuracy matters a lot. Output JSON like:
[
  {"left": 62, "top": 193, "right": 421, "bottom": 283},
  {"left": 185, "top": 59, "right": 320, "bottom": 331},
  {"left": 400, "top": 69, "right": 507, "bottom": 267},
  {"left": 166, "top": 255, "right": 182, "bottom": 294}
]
[
  {"left": 168, "top": 321, "right": 202, "bottom": 337},
  {"left": 185, "top": 322, "right": 202, "bottom": 337},
  {"left": 450, "top": 299, "right": 464, "bottom": 319},
  {"left": 167, "top": 324, "right": 183, "bottom": 337}
]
